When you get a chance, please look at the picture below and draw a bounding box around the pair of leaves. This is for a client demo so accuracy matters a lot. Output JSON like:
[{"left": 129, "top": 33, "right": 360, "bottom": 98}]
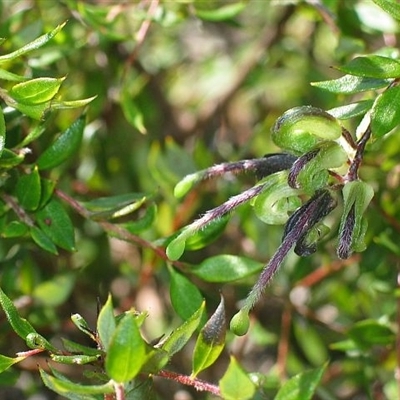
[
  {"left": 97, "top": 295, "right": 146, "bottom": 383},
  {"left": 313, "top": 55, "right": 400, "bottom": 137}
]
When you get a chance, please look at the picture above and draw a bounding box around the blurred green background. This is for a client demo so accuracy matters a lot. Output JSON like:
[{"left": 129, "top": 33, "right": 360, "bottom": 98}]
[{"left": 0, "top": 1, "right": 399, "bottom": 399}]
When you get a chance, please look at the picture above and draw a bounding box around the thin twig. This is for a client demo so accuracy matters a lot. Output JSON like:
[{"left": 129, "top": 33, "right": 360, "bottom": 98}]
[
  {"left": 54, "top": 189, "right": 185, "bottom": 269},
  {"left": 346, "top": 126, "right": 372, "bottom": 181},
  {"left": 157, "top": 370, "right": 221, "bottom": 397},
  {"left": 1, "top": 193, "right": 35, "bottom": 227},
  {"left": 123, "top": 0, "right": 160, "bottom": 78}
]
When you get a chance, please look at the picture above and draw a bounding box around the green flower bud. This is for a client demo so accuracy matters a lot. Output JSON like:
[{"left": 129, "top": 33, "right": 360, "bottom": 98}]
[
  {"left": 230, "top": 309, "right": 250, "bottom": 336},
  {"left": 272, "top": 106, "right": 342, "bottom": 155}
]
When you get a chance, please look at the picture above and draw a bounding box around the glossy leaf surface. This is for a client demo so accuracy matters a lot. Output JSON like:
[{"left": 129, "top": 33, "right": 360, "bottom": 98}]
[
  {"left": 35, "top": 198, "right": 75, "bottom": 251},
  {"left": 274, "top": 364, "right": 327, "bottom": 400},
  {"left": 37, "top": 115, "right": 85, "bottom": 170},
  {"left": 219, "top": 356, "right": 255, "bottom": 400},
  {"left": 105, "top": 312, "right": 146, "bottom": 382},
  {"left": 192, "top": 297, "right": 226, "bottom": 377},
  {"left": 371, "top": 85, "right": 400, "bottom": 137}
]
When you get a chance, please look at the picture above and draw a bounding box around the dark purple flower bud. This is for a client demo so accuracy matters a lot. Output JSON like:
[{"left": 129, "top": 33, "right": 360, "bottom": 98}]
[
  {"left": 283, "top": 189, "right": 337, "bottom": 256},
  {"left": 337, "top": 204, "right": 356, "bottom": 259},
  {"left": 242, "top": 189, "right": 337, "bottom": 312},
  {"left": 287, "top": 149, "right": 320, "bottom": 188},
  {"left": 255, "top": 153, "right": 298, "bottom": 180}
]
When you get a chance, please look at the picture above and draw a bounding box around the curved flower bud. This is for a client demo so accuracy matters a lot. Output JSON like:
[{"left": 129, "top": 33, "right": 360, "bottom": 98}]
[
  {"left": 254, "top": 153, "right": 298, "bottom": 180},
  {"left": 236, "top": 189, "right": 337, "bottom": 321},
  {"left": 271, "top": 106, "right": 342, "bottom": 155},
  {"left": 337, "top": 181, "right": 374, "bottom": 259},
  {"left": 167, "top": 183, "right": 267, "bottom": 260},
  {"left": 288, "top": 142, "right": 348, "bottom": 193},
  {"left": 253, "top": 170, "right": 302, "bottom": 225},
  {"left": 174, "top": 154, "right": 297, "bottom": 198}
]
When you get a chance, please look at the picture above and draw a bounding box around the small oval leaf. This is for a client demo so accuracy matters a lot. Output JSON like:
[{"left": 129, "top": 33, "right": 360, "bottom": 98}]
[
  {"left": 274, "top": 363, "right": 327, "bottom": 400},
  {"left": 35, "top": 198, "right": 75, "bottom": 251},
  {"left": 0, "top": 288, "right": 37, "bottom": 339},
  {"left": 169, "top": 266, "right": 204, "bottom": 320},
  {"left": 219, "top": 356, "right": 255, "bottom": 400},
  {"left": 15, "top": 167, "right": 41, "bottom": 211},
  {"left": 97, "top": 294, "right": 116, "bottom": 352},
  {"left": 9, "top": 77, "right": 65, "bottom": 105},
  {"left": 37, "top": 115, "right": 85, "bottom": 170},
  {"left": 336, "top": 55, "right": 400, "bottom": 78},
  {"left": 371, "top": 85, "right": 400, "bottom": 137},
  {"left": 192, "top": 255, "right": 263, "bottom": 283},
  {"left": 105, "top": 313, "right": 146, "bottom": 382}
]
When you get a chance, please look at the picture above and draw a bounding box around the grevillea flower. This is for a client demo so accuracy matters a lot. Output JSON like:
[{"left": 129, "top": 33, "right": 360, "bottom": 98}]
[{"left": 231, "top": 189, "right": 337, "bottom": 335}]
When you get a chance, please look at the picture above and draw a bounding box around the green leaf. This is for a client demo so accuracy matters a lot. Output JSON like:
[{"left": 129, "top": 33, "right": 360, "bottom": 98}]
[
  {"left": 274, "top": 363, "right": 327, "bottom": 400},
  {"left": 15, "top": 167, "right": 42, "bottom": 211},
  {"left": 82, "top": 192, "right": 147, "bottom": 220},
  {"left": 166, "top": 235, "right": 187, "bottom": 261},
  {"left": 33, "top": 273, "right": 75, "bottom": 307},
  {"left": 0, "top": 107, "right": 5, "bottom": 156},
  {"left": 7, "top": 101, "right": 50, "bottom": 120},
  {"left": 371, "top": 85, "right": 400, "bottom": 137},
  {"left": 40, "top": 368, "right": 114, "bottom": 398},
  {"left": 348, "top": 319, "right": 395, "bottom": 350},
  {"left": 194, "top": 3, "right": 246, "bottom": 22},
  {"left": 192, "top": 296, "right": 226, "bottom": 377},
  {"left": 1, "top": 221, "right": 29, "bottom": 238},
  {"left": 71, "top": 314, "right": 97, "bottom": 341},
  {"left": 120, "top": 92, "right": 147, "bottom": 134},
  {"left": 0, "top": 22, "right": 67, "bottom": 63},
  {"left": 0, "top": 149, "right": 25, "bottom": 169},
  {"left": 0, "top": 68, "right": 26, "bottom": 82},
  {"left": 192, "top": 255, "right": 263, "bottom": 283},
  {"left": 0, "top": 287, "right": 37, "bottom": 339},
  {"left": 0, "top": 354, "right": 26, "bottom": 373},
  {"left": 25, "top": 332, "right": 57, "bottom": 352},
  {"left": 51, "top": 354, "right": 100, "bottom": 365},
  {"left": 169, "top": 266, "right": 204, "bottom": 320},
  {"left": 328, "top": 100, "right": 374, "bottom": 119},
  {"left": 219, "top": 356, "right": 255, "bottom": 400},
  {"left": 51, "top": 96, "right": 97, "bottom": 110},
  {"left": 37, "top": 115, "right": 85, "bottom": 170},
  {"left": 311, "top": 75, "right": 390, "bottom": 94},
  {"left": 61, "top": 338, "right": 103, "bottom": 357},
  {"left": 105, "top": 312, "right": 146, "bottom": 382},
  {"left": 336, "top": 55, "right": 400, "bottom": 78},
  {"left": 35, "top": 198, "right": 75, "bottom": 251},
  {"left": 9, "top": 77, "right": 65, "bottom": 105},
  {"left": 38, "top": 178, "right": 56, "bottom": 208},
  {"left": 185, "top": 215, "right": 229, "bottom": 251},
  {"left": 373, "top": 0, "right": 400, "bottom": 21},
  {"left": 293, "top": 317, "right": 328, "bottom": 366},
  {"left": 121, "top": 203, "right": 157, "bottom": 234},
  {"left": 97, "top": 294, "right": 116, "bottom": 352},
  {"left": 159, "top": 302, "right": 205, "bottom": 357},
  {"left": 30, "top": 226, "right": 58, "bottom": 255},
  {"left": 166, "top": 208, "right": 229, "bottom": 261}
]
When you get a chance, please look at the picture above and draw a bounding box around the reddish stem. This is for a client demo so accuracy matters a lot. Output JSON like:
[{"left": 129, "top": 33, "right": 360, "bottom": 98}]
[{"left": 157, "top": 370, "right": 221, "bottom": 397}]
